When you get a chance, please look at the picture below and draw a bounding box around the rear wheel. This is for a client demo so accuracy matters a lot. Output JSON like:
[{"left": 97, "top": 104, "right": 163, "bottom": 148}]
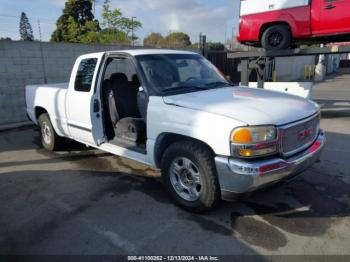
[
  {"left": 38, "top": 113, "right": 61, "bottom": 151},
  {"left": 261, "top": 25, "right": 291, "bottom": 50},
  {"left": 161, "top": 141, "right": 220, "bottom": 212}
]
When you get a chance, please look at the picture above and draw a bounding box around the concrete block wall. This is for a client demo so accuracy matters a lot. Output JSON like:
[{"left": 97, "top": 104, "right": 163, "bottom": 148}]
[{"left": 0, "top": 41, "right": 131, "bottom": 125}]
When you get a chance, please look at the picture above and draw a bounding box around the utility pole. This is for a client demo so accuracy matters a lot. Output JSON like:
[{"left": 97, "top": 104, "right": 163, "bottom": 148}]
[
  {"left": 37, "top": 19, "right": 42, "bottom": 42},
  {"left": 37, "top": 20, "right": 47, "bottom": 84},
  {"left": 200, "top": 34, "right": 207, "bottom": 56},
  {"left": 131, "top": 16, "right": 136, "bottom": 48}
]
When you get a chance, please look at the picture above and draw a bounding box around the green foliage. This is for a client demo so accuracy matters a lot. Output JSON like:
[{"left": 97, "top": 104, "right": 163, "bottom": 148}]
[
  {"left": 162, "top": 32, "right": 192, "bottom": 48},
  {"left": 19, "top": 12, "right": 34, "bottom": 41},
  {"left": 101, "top": 0, "right": 122, "bottom": 29},
  {"left": 101, "top": 0, "right": 142, "bottom": 42},
  {"left": 0, "top": 37, "right": 12, "bottom": 41},
  {"left": 52, "top": 0, "right": 142, "bottom": 44},
  {"left": 100, "top": 29, "right": 130, "bottom": 44},
  {"left": 143, "top": 32, "right": 192, "bottom": 48},
  {"left": 188, "top": 42, "right": 201, "bottom": 49},
  {"left": 143, "top": 32, "right": 163, "bottom": 47},
  {"left": 208, "top": 42, "right": 225, "bottom": 51},
  {"left": 51, "top": 0, "right": 100, "bottom": 42},
  {"left": 120, "top": 17, "right": 142, "bottom": 40},
  {"left": 80, "top": 28, "right": 130, "bottom": 44}
]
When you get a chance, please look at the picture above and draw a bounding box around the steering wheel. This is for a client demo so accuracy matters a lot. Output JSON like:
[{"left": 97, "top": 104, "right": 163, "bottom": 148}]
[{"left": 185, "top": 77, "right": 199, "bottom": 82}]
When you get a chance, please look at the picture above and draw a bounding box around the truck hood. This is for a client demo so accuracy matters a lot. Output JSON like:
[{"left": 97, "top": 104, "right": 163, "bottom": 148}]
[{"left": 163, "top": 87, "right": 319, "bottom": 126}]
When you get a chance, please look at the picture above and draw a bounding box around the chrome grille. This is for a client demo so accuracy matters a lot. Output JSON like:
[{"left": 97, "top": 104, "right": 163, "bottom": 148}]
[{"left": 280, "top": 115, "right": 319, "bottom": 157}]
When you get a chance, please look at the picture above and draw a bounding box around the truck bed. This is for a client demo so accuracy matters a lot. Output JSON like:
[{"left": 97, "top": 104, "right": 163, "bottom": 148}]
[
  {"left": 29, "top": 83, "right": 69, "bottom": 89},
  {"left": 25, "top": 82, "right": 70, "bottom": 137}
]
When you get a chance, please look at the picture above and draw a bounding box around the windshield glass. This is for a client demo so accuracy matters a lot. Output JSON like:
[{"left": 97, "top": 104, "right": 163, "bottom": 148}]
[{"left": 135, "top": 54, "right": 231, "bottom": 95}]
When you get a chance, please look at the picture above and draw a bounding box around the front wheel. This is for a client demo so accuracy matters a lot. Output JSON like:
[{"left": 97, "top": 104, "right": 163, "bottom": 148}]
[
  {"left": 38, "top": 113, "right": 61, "bottom": 151},
  {"left": 161, "top": 141, "right": 221, "bottom": 212},
  {"left": 261, "top": 25, "right": 291, "bottom": 50}
]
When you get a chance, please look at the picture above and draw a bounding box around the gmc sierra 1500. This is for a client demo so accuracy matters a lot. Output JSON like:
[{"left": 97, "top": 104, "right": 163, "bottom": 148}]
[{"left": 26, "top": 49, "right": 325, "bottom": 211}]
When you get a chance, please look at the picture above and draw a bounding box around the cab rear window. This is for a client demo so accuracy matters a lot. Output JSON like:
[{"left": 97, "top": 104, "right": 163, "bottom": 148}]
[{"left": 74, "top": 58, "right": 98, "bottom": 92}]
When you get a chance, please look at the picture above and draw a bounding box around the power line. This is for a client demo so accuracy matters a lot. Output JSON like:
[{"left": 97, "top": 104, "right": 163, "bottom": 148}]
[
  {"left": 0, "top": 14, "right": 56, "bottom": 25},
  {"left": 0, "top": 14, "right": 18, "bottom": 19},
  {"left": 0, "top": 29, "right": 16, "bottom": 33}
]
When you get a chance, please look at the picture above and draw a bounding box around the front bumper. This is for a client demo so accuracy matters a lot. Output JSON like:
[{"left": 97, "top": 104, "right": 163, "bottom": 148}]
[{"left": 215, "top": 130, "right": 326, "bottom": 201}]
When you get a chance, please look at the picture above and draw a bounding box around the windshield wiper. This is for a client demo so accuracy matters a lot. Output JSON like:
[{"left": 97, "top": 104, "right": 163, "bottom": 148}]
[
  {"left": 162, "top": 85, "right": 209, "bottom": 93},
  {"left": 205, "top": 81, "right": 234, "bottom": 88}
]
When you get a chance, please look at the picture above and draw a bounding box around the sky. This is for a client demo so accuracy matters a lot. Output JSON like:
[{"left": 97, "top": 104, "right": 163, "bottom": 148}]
[{"left": 0, "top": 0, "right": 241, "bottom": 43}]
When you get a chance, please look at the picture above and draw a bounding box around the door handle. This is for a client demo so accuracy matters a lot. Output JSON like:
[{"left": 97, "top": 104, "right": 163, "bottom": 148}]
[
  {"left": 325, "top": 4, "right": 336, "bottom": 10},
  {"left": 93, "top": 99, "right": 100, "bottom": 113}
]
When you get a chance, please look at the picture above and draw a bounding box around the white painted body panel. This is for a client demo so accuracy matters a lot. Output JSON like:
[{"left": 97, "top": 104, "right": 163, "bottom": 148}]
[
  {"left": 162, "top": 87, "right": 319, "bottom": 126},
  {"left": 240, "top": 0, "right": 309, "bottom": 16},
  {"left": 66, "top": 53, "right": 105, "bottom": 145},
  {"left": 26, "top": 83, "right": 70, "bottom": 137},
  {"left": 146, "top": 96, "right": 246, "bottom": 162},
  {"left": 25, "top": 49, "right": 319, "bottom": 170},
  {"left": 71, "top": 138, "right": 150, "bottom": 165}
]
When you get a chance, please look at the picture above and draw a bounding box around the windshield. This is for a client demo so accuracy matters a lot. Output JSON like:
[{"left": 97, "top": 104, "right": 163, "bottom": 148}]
[{"left": 135, "top": 54, "right": 231, "bottom": 95}]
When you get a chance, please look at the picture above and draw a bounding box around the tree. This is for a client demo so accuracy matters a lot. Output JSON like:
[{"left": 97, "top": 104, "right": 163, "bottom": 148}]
[
  {"left": 51, "top": 0, "right": 100, "bottom": 42},
  {"left": 208, "top": 42, "right": 225, "bottom": 51},
  {"left": 0, "top": 37, "right": 12, "bottom": 41},
  {"left": 143, "top": 32, "right": 163, "bottom": 47},
  {"left": 80, "top": 28, "right": 129, "bottom": 44},
  {"left": 162, "top": 32, "right": 191, "bottom": 48},
  {"left": 19, "top": 12, "right": 34, "bottom": 41},
  {"left": 101, "top": 0, "right": 123, "bottom": 29},
  {"left": 101, "top": 0, "right": 142, "bottom": 41},
  {"left": 51, "top": 0, "right": 142, "bottom": 44},
  {"left": 120, "top": 17, "right": 142, "bottom": 40}
]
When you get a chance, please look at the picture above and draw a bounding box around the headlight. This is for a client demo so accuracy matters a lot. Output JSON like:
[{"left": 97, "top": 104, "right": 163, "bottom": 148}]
[
  {"left": 231, "top": 126, "right": 277, "bottom": 144},
  {"left": 230, "top": 126, "right": 278, "bottom": 158}
]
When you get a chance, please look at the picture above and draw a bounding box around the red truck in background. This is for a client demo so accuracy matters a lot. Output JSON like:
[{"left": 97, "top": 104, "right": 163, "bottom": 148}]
[{"left": 237, "top": 0, "right": 350, "bottom": 50}]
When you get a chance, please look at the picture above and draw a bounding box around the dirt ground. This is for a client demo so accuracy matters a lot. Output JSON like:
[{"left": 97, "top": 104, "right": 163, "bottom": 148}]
[{"left": 0, "top": 73, "right": 349, "bottom": 258}]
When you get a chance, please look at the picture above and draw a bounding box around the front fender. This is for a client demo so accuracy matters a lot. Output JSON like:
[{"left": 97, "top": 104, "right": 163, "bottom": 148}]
[{"left": 146, "top": 97, "right": 245, "bottom": 165}]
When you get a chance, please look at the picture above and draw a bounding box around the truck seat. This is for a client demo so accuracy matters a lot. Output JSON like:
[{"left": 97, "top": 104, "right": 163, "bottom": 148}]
[
  {"left": 110, "top": 73, "right": 140, "bottom": 119},
  {"left": 102, "top": 78, "right": 115, "bottom": 139},
  {"left": 104, "top": 73, "right": 145, "bottom": 143}
]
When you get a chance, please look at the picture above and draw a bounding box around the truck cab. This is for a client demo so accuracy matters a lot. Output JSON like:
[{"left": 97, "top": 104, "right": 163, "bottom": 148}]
[
  {"left": 237, "top": 0, "right": 350, "bottom": 50},
  {"left": 26, "top": 50, "right": 325, "bottom": 212}
]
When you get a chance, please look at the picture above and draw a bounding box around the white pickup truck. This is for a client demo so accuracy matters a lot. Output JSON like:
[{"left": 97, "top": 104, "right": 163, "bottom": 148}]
[{"left": 26, "top": 49, "right": 325, "bottom": 211}]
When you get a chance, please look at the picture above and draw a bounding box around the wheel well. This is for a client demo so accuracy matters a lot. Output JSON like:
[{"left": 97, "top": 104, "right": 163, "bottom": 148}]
[
  {"left": 259, "top": 22, "right": 291, "bottom": 41},
  {"left": 35, "top": 107, "right": 48, "bottom": 120},
  {"left": 154, "top": 133, "right": 215, "bottom": 168}
]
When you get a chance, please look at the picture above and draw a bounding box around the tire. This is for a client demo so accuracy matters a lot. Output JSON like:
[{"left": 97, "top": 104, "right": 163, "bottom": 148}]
[
  {"left": 38, "top": 113, "right": 61, "bottom": 151},
  {"left": 261, "top": 25, "right": 291, "bottom": 50},
  {"left": 161, "top": 141, "right": 221, "bottom": 212}
]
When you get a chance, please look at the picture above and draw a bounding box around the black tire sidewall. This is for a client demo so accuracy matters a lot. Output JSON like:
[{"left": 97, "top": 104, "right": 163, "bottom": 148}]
[
  {"left": 161, "top": 142, "right": 220, "bottom": 212},
  {"left": 38, "top": 114, "right": 56, "bottom": 151},
  {"left": 262, "top": 25, "right": 291, "bottom": 50}
]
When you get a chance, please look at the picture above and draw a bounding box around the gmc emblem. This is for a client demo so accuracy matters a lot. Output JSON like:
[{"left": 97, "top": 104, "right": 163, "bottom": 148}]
[{"left": 298, "top": 127, "right": 314, "bottom": 141}]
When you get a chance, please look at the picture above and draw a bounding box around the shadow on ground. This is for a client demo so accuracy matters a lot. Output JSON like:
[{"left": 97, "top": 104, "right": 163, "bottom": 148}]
[
  {"left": 0, "top": 131, "right": 349, "bottom": 254},
  {"left": 0, "top": 104, "right": 349, "bottom": 254}
]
